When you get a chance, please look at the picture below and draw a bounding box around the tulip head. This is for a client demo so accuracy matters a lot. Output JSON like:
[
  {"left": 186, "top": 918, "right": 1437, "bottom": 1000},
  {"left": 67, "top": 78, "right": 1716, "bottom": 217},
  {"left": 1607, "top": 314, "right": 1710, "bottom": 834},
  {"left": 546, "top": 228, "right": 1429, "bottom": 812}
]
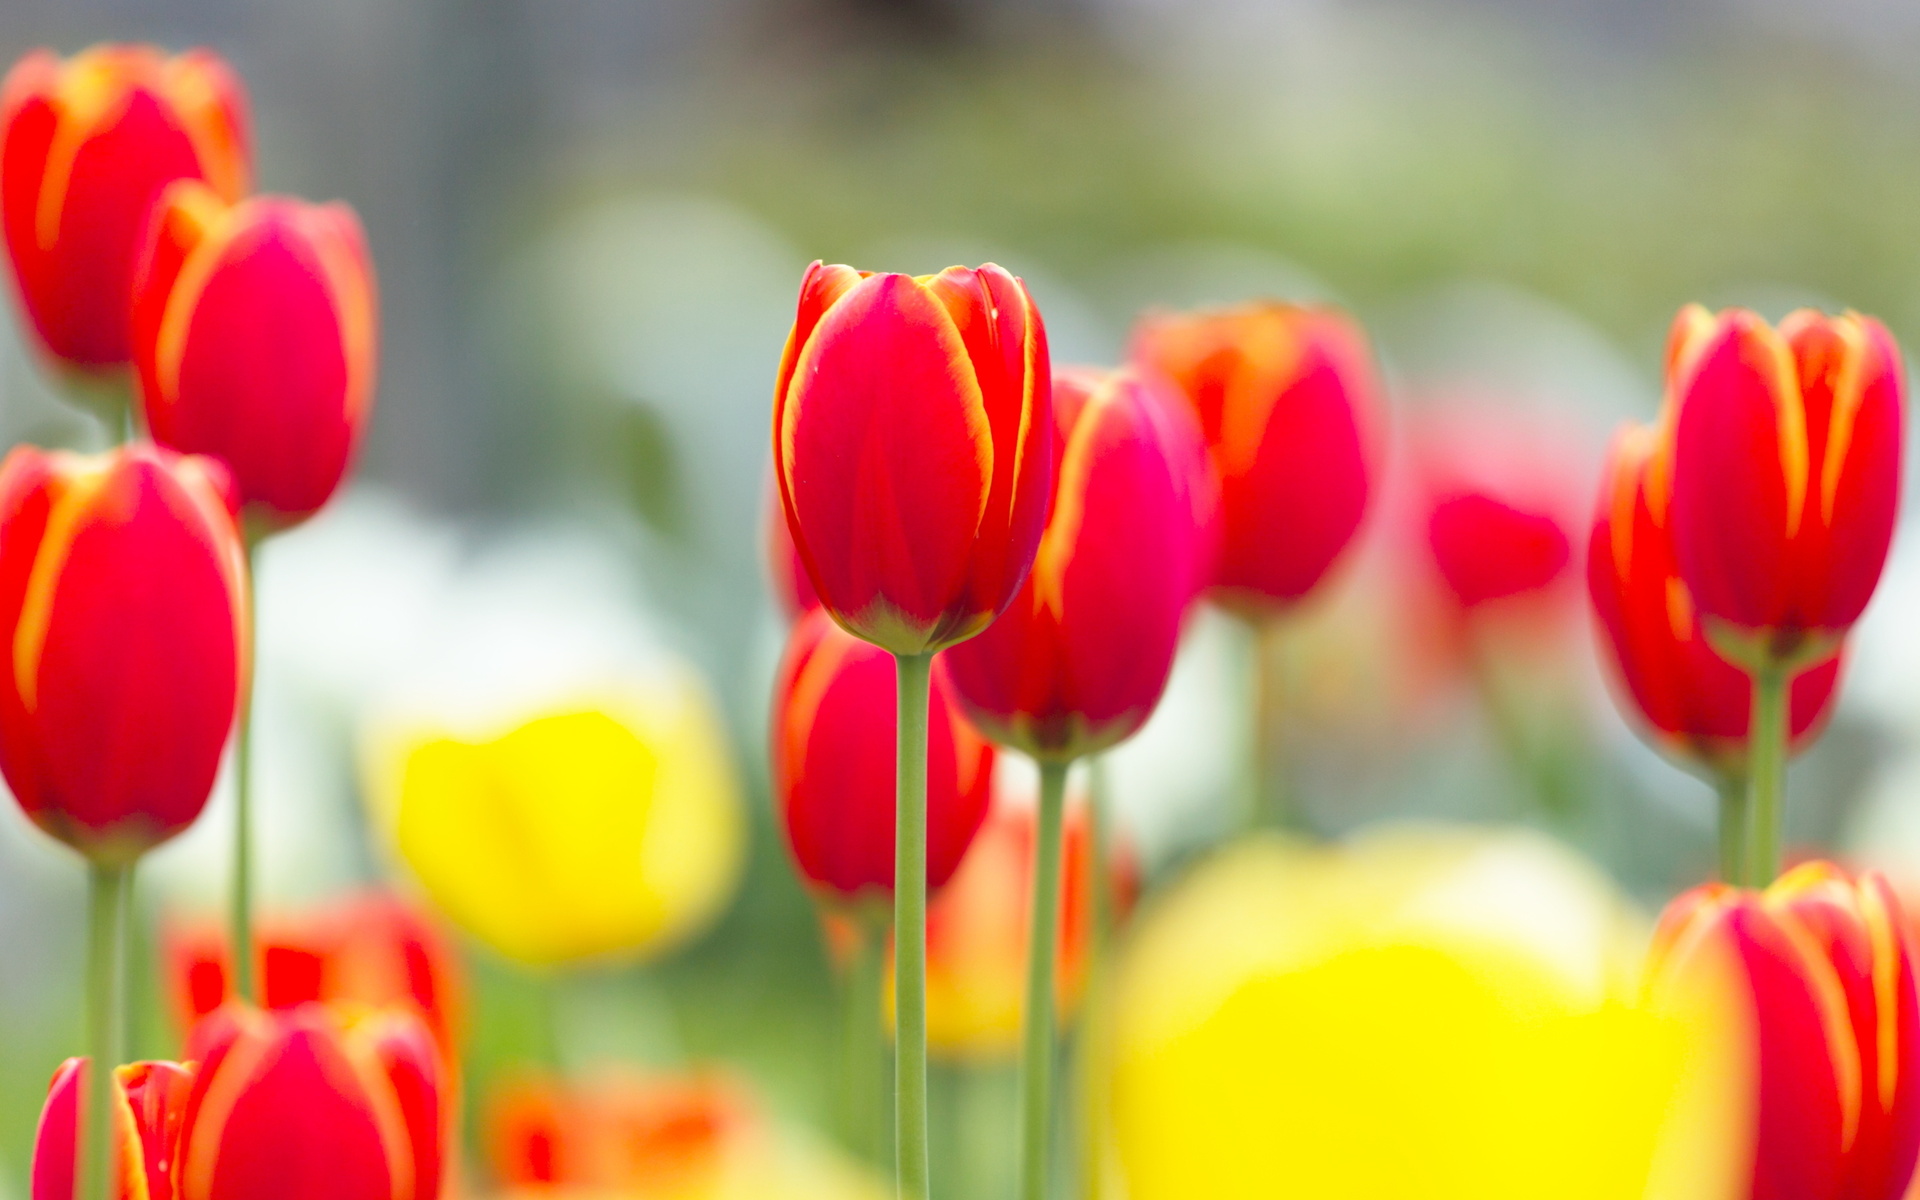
[
  {"left": 32, "top": 1057, "right": 195, "bottom": 1200},
  {"left": 1649, "top": 863, "right": 1920, "bottom": 1200},
  {"left": 771, "top": 607, "right": 994, "bottom": 901},
  {"left": 772, "top": 261, "right": 1053, "bottom": 655},
  {"left": 0, "top": 442, "right": 247, "bottom": 865},
  {"left": 943, "top": 365, "right": 1218, "bottom": 762},
  {"left": 1, "top": 45, "right": 249, "bottom": 371},
  {"left": 1665, "top": 306, "right": 1904, "bottom": 667},
  {"left": 1129, "top": 302, "right": 1378, "bottom": 616},
  {"left": 133, "top": 184, "right": 377, "bottom": 528},
  {"left": 1590, "top": 423, "right": 1841, "bottom": 777},
  {"left": 1427, "top": 490, "right": 1570, "bottom": 609},
  {"left": 366, "top": 686, "right": 745, "bottom": 969}
]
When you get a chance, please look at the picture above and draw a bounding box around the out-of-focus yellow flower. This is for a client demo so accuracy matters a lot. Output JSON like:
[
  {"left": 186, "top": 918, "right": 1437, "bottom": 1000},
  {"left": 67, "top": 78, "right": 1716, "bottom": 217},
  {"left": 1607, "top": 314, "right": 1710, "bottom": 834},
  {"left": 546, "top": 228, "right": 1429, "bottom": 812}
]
[
  {"left": 1101, "top": 826, "right": 1749, "bottom": 1200},
  {"left": 362, "top": 678, "right": 744, "bottom": 968}
]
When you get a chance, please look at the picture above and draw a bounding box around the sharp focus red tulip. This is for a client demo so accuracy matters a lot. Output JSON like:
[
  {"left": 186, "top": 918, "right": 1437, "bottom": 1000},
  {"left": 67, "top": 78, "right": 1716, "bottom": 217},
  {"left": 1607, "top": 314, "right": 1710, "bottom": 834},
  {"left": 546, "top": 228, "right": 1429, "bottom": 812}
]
[
  {"left": 177, "top": 1004, "right": 445, "bottom": 1200},
  {"left": 1129, "top": 302, "right": 1378, "bottom": 615},
  {"left": 1589, "top": 423, "right": 1841, "bottom": 776},
  {"left": 942, "top": 365, "right": 1218, "bottom": 761},
  {"left": 132, "top": 184, "right": 377, "bottom": 528},
  {"left": 771, "top": 606, "right": 995, "bottom": 900},
  {"left": 0, "top": 443, "right": 247, "bottom": 864},
  {"left": 1427, "top": 491, "right": 1570, "bottom": 609},
  {"left": 772, "top": 261, "right": 1053, "bottom": 656},
  {"left": 1665, "top": 306, "right": 1905, "bottom": 665},
  {"left": 166, "top": 891, "right": 464, "bottom": 1061},
  {"left": 1, "top": 45, "right": 250, "bottom": 370},
  {"left": 1649, "top": 863, "right": 1920, "bottom": 1200},
  {"left": 32, "top": 1057, "right": 195, "bottom": 1200}
]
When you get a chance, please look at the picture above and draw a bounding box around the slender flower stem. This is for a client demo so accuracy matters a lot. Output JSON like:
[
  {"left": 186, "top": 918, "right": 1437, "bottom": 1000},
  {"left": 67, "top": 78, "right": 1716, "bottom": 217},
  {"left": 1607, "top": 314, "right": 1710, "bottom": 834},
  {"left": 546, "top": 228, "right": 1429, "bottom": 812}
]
[
  {"left": 1746, "top": 667, "right": 1789, "bottom": 889},
  {"left": 84, "top": 862, "right": 128, "bottom": 1200},
  {"left": 892, "top": 651, "right": 933, "bottom": 1200},
  {"left": 840, "top": 909, "right": 886, "bottom": 1165},
  {"left": 1020, "top": 758, "right": 1071, "bottom": 1200},
  {"left": 1714, "top": 772, "right": 1748, "bottom": 886},
  {"left": 231, "top": 534, "right": 261, "bottom": 1003},
  {"left": 1250, "top": 619, "right": 1288, "bottom": 829}
]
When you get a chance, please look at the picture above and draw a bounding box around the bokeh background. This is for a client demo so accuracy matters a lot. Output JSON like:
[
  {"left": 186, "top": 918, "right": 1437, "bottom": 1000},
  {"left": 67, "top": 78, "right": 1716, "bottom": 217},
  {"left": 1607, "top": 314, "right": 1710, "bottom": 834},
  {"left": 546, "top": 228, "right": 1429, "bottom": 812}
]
[{"left": 8, "top": 0, "right": 1920, "bottom": 1194}]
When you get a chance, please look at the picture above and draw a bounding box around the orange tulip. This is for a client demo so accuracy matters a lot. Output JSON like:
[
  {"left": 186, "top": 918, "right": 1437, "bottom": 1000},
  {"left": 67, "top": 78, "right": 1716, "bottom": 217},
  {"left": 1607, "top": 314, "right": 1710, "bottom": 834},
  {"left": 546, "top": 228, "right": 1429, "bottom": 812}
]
[
  {"left": 772, "top": 261, "right": 1053, "bottom": 656},
  {"left": 0, "top": 442, "right": 247, "bottom": 864},
  {"left": 1, "top": 45, "right": 249, "bottom": 371},
  {"left": 132, "top": 183, "right": 377, "bottom": 528}
]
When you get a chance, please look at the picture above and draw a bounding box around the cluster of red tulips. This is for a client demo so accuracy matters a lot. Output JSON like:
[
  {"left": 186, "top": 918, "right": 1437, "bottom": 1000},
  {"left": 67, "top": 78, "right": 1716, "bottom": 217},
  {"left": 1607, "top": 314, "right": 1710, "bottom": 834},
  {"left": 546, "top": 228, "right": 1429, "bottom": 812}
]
[
  {"left": 0, "top": 43, "right": 404, "bottom": 1200},
  {"left": 766, "top": 258, "right": 1915, "bottom": 1196}
]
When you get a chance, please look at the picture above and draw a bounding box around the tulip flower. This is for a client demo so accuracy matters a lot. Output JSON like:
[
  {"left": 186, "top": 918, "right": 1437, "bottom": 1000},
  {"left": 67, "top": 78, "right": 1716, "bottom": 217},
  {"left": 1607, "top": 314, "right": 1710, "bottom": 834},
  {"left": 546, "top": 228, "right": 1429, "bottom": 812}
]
[
  {"left": 1427, "top": 491, "right": 1571, "bottom": 609},
  {"left": 1128, "top": 301, "right": 1378, "bottom": 614},
  {"left": 1648, "top": 862, "right": 1920, "bottom": 1200},
  {"left": 938, "top": 364, "right": 1210, "bottom": 1198},
  {"left": 363, "top": 687, "right": 744, "bottom": 969},
  {"left": 167, "top": 891, "right": 464, "bottom": 1060},
  {"left": 1, "top": 45, "right": 250, "bottom": 377},
  {"left": 31, "top": 1058, "right": 194, "bottom": 1200},
  {"left": 772, "top": 259, "right": 1053, "bottom": 1200},
  {"left": 1664, "top": 306, "right": 1903, "bottom": 884},
  {"left": 1103, "top": 826, "right": 1748, "bottom": 1200},
  {"left": 1589, "top": 422, "right": 1841, "bottom": 880},
  {"left": 132, "top": 183, "right": 377, "bottom": 529}
]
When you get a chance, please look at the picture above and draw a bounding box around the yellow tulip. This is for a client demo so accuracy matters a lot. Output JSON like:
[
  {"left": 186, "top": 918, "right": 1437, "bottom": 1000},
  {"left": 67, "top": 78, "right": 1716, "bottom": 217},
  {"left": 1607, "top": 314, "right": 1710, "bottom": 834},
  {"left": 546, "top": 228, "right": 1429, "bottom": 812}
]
[
  {"left": 362, "top": 678, "right": 745, "bottom": 968},
  {"left": 1101, "top": 826, "right": 1749, "bottom": 1200}
]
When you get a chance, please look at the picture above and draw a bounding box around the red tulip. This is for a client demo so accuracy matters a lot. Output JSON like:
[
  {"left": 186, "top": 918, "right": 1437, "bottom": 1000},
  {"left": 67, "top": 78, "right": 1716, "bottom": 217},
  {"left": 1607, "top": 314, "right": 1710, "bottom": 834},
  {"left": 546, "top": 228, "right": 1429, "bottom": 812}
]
[
  {"left": 1649, "top": 862, "right": 1920, "bottom": 1200},
  {"left": 1427, "top": 491, "right": 1570, "bottom": 609},
  {"left": 166, "top": 891, "right": 464, "bottom": 1061},
  {"left": 1, "top": 45, "right": 249, "bottom": 370},
  {"left": 771, "top": 607, "right": 995, "bottom": 901},
  {"left": 177, "top": 1004, "right": 444, "bottom": 1200},
  {"left": 488, "top": 1071, "right": 757, "bottom": 1193},
  {"left": 772, "top": 261, "right": 1053, "bottom": 656},
  {"left": 132, "top": 184, "right": 377, "bottom": 528},
  {"left": 0, "top": 443, "right": 247, "bottom": 864},
  {"left": 1589, "top": 423, "right": 1841, "bottom": 775},
  {"left": 1665, "top": 306, "right": 1904, "bottom": 667},
  {"left": 1129, "top": 302, "right": 1378, "bottom": 615},
  {"left": 942, "top": 365, "right": 1217, "bottom": 761},
  {"left": 32, "top": 1058, "right": 194, "bottom": 1200}
]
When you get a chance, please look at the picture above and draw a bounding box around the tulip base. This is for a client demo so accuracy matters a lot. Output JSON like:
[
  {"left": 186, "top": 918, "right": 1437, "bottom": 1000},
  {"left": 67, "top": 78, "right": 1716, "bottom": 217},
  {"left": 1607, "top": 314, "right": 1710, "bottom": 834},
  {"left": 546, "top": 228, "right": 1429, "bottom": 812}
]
[
  {"left": 1020, "top": 758, "right": 1071, "bottom": 1200},
  {"left": 894, "top": 651, "right": 933, "bottom": 1200},
  {"left": 1746, "top": 668, "right": 1788, "bottom": 888},
  {"left": 84, "top": 861, "right": 128, "bottom": 1200}
]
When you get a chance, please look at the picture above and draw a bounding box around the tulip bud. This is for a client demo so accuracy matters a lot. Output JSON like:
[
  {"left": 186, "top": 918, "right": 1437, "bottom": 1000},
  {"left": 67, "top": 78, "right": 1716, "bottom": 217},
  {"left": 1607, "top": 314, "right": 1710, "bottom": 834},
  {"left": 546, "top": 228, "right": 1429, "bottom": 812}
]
[
  {"left": 1, "top": 45, "right": 249, "bottom": 371},
  {"left": 1129, "top": 302, "right": 1378, "bottom": 615},
  {"left": 0, "top": 442, "right": 247, "bottom": 864},
  {"left": 943, "top": 366, "right": 1217, "bottom": 763},
  {"left": 1665, "top": 306, "right": 1905, "bottom": 667},
  {"left": 771, "top": 607, "right": 995, "bottom": 900},
  {"left": 131, "top": 183, "right": 377, "bottom": 528},
  {"left": 1648, "top": 862, "right": 1920, "bottom": 1200},
  {"left": 1427, "top": 491, "right": 1570, "bottom": 609},
  {"left": 772, "top": 261, "right": 1053, "bottom": 656},
  {"left": 177, "top": 1004, "right": 444, "bottom": 1200},
  {"left": 1589, "top": 423, "right": 1840, "bottom": 776},
  {"left": 32, "top": 1057, "right": 195, "bottom": 1200}
]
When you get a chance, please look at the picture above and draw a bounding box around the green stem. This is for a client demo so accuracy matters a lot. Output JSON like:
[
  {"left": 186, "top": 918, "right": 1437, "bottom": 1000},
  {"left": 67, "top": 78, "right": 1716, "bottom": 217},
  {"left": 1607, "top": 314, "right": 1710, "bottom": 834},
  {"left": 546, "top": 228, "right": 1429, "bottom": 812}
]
[
  {"left": 84, "top": 863, "right": 128, "bottom": 1200},
  {"left": 1745, "top": 668, "right": 1789, "bottom": 889},
  {"left": 1250, "top": 620, "right": 1287, "bottom": 829},
  {"left": 1020, "top": 759, "right": 1071, "bottom": 1200},
  {"left": 841, "top": 909, "right": 886, "bottom": 1165},
  {"left": 1714, "top": 772, "right": 1748, "bottom": 886},
  {"left": 1083, "top": 758, "right": 1112, "bottom": 1200},
  {"left": 893, "top": 651, "right": 933, "bottom": 1200},
  {"left": 231, "top": 535, "right": 261, "bottom": 1004}
]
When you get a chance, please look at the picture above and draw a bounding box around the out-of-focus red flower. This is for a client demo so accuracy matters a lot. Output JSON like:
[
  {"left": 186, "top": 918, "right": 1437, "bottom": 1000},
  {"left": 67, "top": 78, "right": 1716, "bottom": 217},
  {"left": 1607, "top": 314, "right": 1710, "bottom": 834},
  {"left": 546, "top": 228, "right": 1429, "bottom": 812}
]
[
  {"left": 1129, "top": 302, "right": 1379, "bottom": 616},
  {"left": 764, "top": 482, "right": 818, "bottom": 619},
  {"left": 1, "top": 45, "right": 250, "bottom": 370},
  {"left": 31, "top": 1058, "right": 194, "bottom": 1200},
  {"left": 1665, "top": 306, "right": 1904, "bottom": 666},
  {"left": 1589, "top": 423, "right": 1841, "bottom": 776},
  {"left": 32, "top": 1003, "right": 445, "bottom": 1200},
  {"left": 0, "top": 442, "right": 246, "bottom": 864},
  {"left": 944, "top": 365, "right": 1217, "bottom": 762},
  {"left": 914, "top": 776, "right": 1138, "bottom": 1062},
  {"left": 772, "top": 261, "right": 1053, "bottom": 656},
  {"left": 771, "top": 607, "right": 995, "bottom": 901},
  {"left": 1427, "top": 492, "right": 1570, "bottom": 609},
  {"left": 1649, "top": 862, "right": 1920, "bottom": 1200},
  {"left": 489, "top": 1072, "right": 754, "bottom": 1194},
  {"left": 132, "top": 183, "right": 377, "bottom": 528},
  {"left": 165, "top": 891, "right": 464, "bottom": 1061}
]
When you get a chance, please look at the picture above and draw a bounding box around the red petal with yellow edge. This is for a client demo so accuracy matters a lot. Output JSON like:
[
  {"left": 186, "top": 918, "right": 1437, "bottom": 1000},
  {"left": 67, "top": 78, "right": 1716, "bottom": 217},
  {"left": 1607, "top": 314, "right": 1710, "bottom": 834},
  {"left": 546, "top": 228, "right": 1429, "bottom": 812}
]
[
  {"left": 30, "top": 1056, "right": 188, "bottom": 1200},
  {"left": 357, "top": 1010, "right": 447, "bottom": 1200}
]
